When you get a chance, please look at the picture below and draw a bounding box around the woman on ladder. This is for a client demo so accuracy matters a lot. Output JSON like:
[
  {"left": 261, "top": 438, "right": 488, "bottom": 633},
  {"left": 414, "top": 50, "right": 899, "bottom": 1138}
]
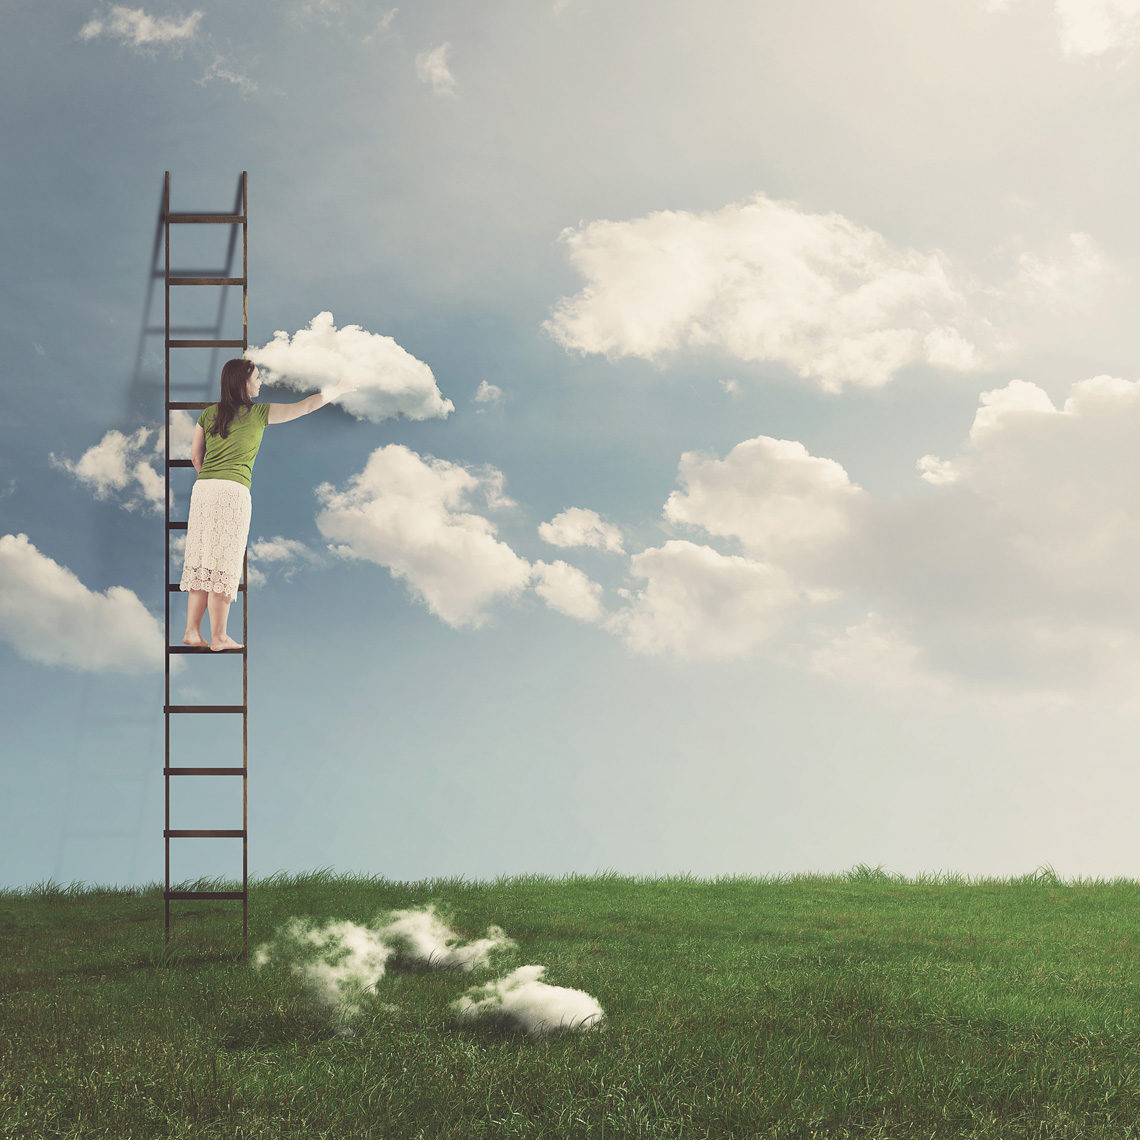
[{"left": 180, "top": 357, "right": 358, "bottom": 651}]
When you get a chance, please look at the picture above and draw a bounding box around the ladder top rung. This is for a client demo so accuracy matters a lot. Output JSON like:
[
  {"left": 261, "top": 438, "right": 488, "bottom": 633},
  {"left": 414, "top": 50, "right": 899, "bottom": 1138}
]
[
  {"left": 168, "top": 276, "right": 246, "bottom": 286},
  {"left": 167, "top": 213, "right": 246, "bottom": 224},
  {"left": 165, "top": 829, "right": 246, "bottom": 838},
  {"left": 167, "top": 401, "right": 214, "bottom": 410},
  {"left": 168, "top": 339, "right": 246, "bottom": 348},
  {"left": 165, "top": 767, "right": 246, "bottom": 776},
  {"left": 164, "top": 704, "right": 246, "bottom": 713}
]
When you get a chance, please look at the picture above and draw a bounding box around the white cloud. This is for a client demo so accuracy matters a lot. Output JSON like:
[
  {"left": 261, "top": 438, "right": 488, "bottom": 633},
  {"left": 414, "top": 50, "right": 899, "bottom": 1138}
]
[
  {"left": 530, "top": 559, "right": 606, "bottom": 623},
  {"left": 363, "top": 7, "right": 399, "bottom": 43},
  {"left": 0, "top": 533, "right": 170, "bottom": 675},
  {"left": 247, "top": 536, "right": 324, "bottom": 585},
  {"left": 538, "top": 507, "right": 625, "bottom": 553},
  {"left": 977, "top": 0, "right": 1140, "bottom": 57},
  {"left": 662, "top": 437, "right": 868, "bottom": 563},
  {"left": 50, "top": 411, "right": 196, "bottom": 514},
  {"left": 807, "top": 610, "right": 955, "bottom": 698},
  {"left": 543, "top": 192, "right": 1110, "bottom": 392},
  {"left": 314, "top": 444, "right": 532, "bottom": 628},
  {"left": 78, "top": 6, "right": 204, "bottom": 48},
  {"left": 451, "top": 965, "right": 605, "bottom": 1038},
  {"left": 415, "top": 42, "right": 456, "bottom": 95},
  {"left": 246, "top": 311, "right": 454, "bottom": 424},
  {"left": 604, "top": 540, "right": 824, "bottom": 660},
  {"left": 474, "top": 379, "right": 503, "bottom": 404},
  {"left": 253, "top": 903, "right": 517, "bottom": 1020}
]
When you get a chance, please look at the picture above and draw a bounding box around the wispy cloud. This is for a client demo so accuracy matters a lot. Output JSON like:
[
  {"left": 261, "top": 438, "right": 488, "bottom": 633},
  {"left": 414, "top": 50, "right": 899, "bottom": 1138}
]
[
  {"left": 415, "top": 42, "right": 456, "bottom": 95},
  {"left": 78, "top": 5, "right": 204, "bottom": 48}
]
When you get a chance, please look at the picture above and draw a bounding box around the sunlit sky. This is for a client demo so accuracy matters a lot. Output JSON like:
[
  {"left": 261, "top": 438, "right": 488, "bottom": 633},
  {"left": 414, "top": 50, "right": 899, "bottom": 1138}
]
[{"left": 6, "top": 0, "right": 1140, "bottom": 890}]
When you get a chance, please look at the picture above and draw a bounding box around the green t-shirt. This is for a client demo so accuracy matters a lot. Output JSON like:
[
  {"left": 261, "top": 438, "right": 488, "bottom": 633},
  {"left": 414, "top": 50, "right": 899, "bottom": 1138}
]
[{"left": 197, "top": 403, "right": 270, "bottom": 489}]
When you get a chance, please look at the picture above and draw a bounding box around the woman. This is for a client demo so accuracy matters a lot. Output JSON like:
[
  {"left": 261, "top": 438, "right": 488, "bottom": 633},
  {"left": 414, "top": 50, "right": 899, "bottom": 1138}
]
[{"left": 180, "top": 357, "right": 358, "bottom": 651}]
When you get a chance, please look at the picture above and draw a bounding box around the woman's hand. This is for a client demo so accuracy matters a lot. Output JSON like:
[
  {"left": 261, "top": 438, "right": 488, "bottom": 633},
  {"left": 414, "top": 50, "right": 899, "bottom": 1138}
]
[{"left": 325, "top": 378, "right": 360, "bottom": 400}]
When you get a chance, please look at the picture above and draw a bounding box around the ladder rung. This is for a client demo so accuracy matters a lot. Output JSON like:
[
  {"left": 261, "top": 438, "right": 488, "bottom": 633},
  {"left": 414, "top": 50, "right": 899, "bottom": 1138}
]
[
  {"left": 168, "top": 339, "right": 245, "bottom": 348},
  {"left": 168, "top": 522, "right": 187, "bottom": 530},
  {"left": 168, "top": 583, "right": 245, "bottom": 593},
  {"left": 164, "top": 704, "right": 246, "bottom": 713},
  {"left": 166, "top": 767, "right": 246, "bottom": 776},
  {"left": 169, "top": 460, "right": 194, "bottom": 468},
  {"left": 166, "top": 213, "right": 246, "bottom": 224},
  {"left": 166, "top": 890, "right": 246, "bottom": 900},
  {"left": 165, "top": 829, "right": 246, "bottom": 838},
  {"left": 167, "top": 646, "right": 244, "bottom": 655},
  {"left": 168, "top": 276, "right": 246, "bottom": 286},
  {"left": 168, "top": 402, "right": 215, "bottom": 411}
]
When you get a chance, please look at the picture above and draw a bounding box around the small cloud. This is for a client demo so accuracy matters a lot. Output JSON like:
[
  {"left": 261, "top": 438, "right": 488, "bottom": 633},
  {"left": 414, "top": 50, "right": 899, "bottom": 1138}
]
[
  {"left": 363, "top": 7, "right": 398, "bottom": 42},
  {"left": 33, "top": 343, "right": 45, "bottom": 356},
  {"left": 530, "top": 559, "right": 606, "bottom": 623},
  {"left": 451, "top": 965, "right": 606, "bottom": 1038},
  {"left": 474, "top": 379, "right": 503, "bottom": 404},
  {"left": 538, "top": 507, "right": 625, "bottom": 553},
  {"left": 415, "top": 42, "right": 456, "bottom": 95},
  {"left": 719, "top": 378, "right": 740, "bottom": 395},
  {"left": 196, "top": 55, "right": 258, "bottom": 95},
  {"left": 78, "top": 6, "right": 204, "bottom": 49},
  {"left": 247, "top": 535, "right": 324, "bottom": 584}
]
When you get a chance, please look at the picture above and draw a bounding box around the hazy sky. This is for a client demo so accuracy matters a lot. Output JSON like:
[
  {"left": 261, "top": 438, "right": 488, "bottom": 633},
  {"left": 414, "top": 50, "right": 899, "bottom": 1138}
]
[{"left": 5, "top": 0, "right": 1140, "bottom": 890}]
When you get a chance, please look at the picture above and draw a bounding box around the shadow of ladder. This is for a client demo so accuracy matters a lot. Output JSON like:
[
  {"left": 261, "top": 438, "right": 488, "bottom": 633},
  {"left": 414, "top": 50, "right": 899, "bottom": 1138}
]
[{"left": 163, "top": 170, "right": 250, "bottom": 956}]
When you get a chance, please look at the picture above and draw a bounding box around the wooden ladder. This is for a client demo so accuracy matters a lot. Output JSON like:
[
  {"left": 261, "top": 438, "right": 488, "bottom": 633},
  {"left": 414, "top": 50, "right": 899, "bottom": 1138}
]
[{"left": 162, "top": 170, "right": 250, "bottom": 953}]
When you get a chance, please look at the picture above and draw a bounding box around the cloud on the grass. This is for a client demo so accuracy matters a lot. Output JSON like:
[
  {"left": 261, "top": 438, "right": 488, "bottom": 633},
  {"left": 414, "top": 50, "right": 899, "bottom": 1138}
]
[
  {"left": 253, "top": 902, "right": 605, "bottom": 1038},
  {"left": 245, "top": 311, "right": 455, "bottom": 424},
  {"left": 0, "top": 533, "right": 172, "bottom": 676},
  {"left": 543, "top": 191, "right": 1112, "bottom": 392}
]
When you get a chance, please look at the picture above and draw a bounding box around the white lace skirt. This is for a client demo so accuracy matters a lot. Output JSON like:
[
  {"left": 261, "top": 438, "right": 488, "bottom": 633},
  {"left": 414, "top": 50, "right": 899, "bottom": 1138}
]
[{"left": 179, "top": 477, "right": 252, "bottom": 603}]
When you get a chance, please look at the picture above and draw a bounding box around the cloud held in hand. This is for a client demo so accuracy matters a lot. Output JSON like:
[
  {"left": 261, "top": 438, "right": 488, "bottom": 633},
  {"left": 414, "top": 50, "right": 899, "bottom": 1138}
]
[{"left": 246, "top": 311, "right": 455, "bottom": 423}]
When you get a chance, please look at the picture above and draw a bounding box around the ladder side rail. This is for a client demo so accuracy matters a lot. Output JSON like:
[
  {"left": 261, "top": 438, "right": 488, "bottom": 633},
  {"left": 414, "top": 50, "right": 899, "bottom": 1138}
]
[{"left": 163, "top": 170, "right": 171, "bottom": 945}]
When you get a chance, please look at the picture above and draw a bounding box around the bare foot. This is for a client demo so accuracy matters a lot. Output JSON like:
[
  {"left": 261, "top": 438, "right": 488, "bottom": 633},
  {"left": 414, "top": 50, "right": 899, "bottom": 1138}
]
[
  {"left": 210, "top": 633, "right": 244, "bottom": 652},
  {"left": 183, "top": 630, "right": 209, "bottom": 648}
]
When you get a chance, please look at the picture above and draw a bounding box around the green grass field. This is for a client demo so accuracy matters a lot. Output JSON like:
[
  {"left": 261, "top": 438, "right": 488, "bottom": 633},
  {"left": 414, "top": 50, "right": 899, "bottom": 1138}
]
[{"left": 4, "top": 863, "right": 1140, "bottom": 1139}]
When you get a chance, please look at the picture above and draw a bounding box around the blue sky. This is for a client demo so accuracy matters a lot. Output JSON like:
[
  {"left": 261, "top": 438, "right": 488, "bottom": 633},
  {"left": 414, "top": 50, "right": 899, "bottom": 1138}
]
[{"left": 5, "top": 0, "right": 1140, "bottom": 890}]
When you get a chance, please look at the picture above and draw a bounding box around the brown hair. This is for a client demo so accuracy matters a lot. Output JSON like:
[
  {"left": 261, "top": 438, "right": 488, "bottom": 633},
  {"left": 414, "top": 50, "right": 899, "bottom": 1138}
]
[{"left": 212, "top": 358, "right": 257, "bottom": 440}]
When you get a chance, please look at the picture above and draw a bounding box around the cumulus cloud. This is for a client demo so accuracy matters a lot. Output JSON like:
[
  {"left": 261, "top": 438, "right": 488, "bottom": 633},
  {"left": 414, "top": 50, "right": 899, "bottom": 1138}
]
[
  {"left": 451, "top": 965, "right": 605, "bottom": 1038},
  {"left": 79, "top": 5, "right": 203, "bottom": 48},
  {"left": 538, "top": 507, "right": 625, "bottom": 553},
  {"left": 49, "top": 411, "right": 196, "bottom": 514},
  {"left": 415, "top": 42, "right": 456, "bottom": 95},
  {"left": 543, "top": 191, "right": 1111, "bottom": 392},
  {"left": 0, "top": 533, "right": 172, "bottom": 675},
  {"left": 246, "top": 536, "right": 324, "bottom": 587},
  {"left": 662, "top": 437, "right": 868, "bottom": 562},
  {"left": 245, "top": 311, "right": 454, "bottom": 424},
  {"left": 314, "top": 444, "right": 533, "bottom": 628},
  {"left": 607, "top": 373, "right": 1140, "bottom": 705},
  {"left": 530, "top": 559, "right": 606, "bottom": 623},
  {"left": 605, "top": 540, "right": 831, "bottom": 660}
]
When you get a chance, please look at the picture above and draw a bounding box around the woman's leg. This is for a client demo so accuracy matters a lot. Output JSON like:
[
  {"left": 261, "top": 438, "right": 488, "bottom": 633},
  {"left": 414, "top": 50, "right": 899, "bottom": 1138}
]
[
  {"left": 207, "top": 588, "right": 243, "bottom": 650},
  {"left": 183, "top": 589, "right": 209, "bottom": 646}
]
